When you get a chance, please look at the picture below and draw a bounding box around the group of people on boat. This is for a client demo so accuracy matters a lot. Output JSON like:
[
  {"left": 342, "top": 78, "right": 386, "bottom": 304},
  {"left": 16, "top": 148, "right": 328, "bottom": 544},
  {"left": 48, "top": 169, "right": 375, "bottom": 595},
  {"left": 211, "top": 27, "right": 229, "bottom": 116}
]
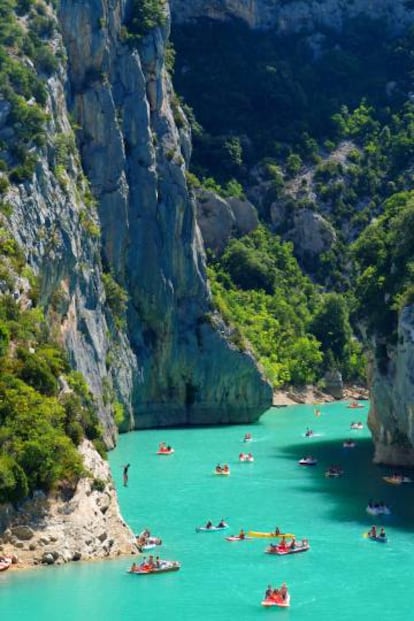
[
  {"left": 239, "top": 452, "right": 254, "bottom": 462},
  {"left": 158, "top": 442, "right": 173, "bottom": 454},
  {"left": 367, "top": 526, "right": 386, "bottom": 540},
  {"left": 264, "top": 582, "right": 289, "bottom": 604},
  {"left": 131, "top": 555, "right": 162, "bottom": 572},
  {"left": 305, "top": 427, "right": 315, "bottom": 437},
  {"left": 215, "top": 464, "right": 230, "bottom": 473},
  {"left": 367, "top": 500, "right": 391, "bottom": 515},
  {"left": 325, "top": 464, "right": 343, "bottom": 477},
  {"left": 136, "top": 528, "right": 162, "bottom": 551},
  {"left": 204, "top": 519, "right": 227, "bottom": 529},
  {"left": 350, "top": 421, "right": 364, "bottom": 430}
]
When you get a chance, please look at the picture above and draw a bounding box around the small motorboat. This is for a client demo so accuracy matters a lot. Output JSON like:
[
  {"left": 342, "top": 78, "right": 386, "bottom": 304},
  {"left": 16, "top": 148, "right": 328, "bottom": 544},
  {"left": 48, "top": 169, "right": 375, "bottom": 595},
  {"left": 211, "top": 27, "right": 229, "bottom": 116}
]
[
  {"left": 347, "top": 401, "right": 365, "bottom": 409},
  {"left": 129, "top": 560, "right": 180, "bottom": 574},
  {"left": 243, "top": 433, "right": 252, "bottom": 442},
  {"left": 239, "top": 453, "right": 254, "bottom": 462},
  {"left": 383, "top": 475, "right": 412, "bottom": 485},
  {"left": 266, "top": 541, "right": 309, "bottom": 555},
  {"left": 0, "top": 557, "right": 12, "bottom": 572},
  {"left": 196, "top": 523, "right": 229, "bottom": 533},
  {"left": 298, "top": 456, "right": 317, "bottom": 466}
]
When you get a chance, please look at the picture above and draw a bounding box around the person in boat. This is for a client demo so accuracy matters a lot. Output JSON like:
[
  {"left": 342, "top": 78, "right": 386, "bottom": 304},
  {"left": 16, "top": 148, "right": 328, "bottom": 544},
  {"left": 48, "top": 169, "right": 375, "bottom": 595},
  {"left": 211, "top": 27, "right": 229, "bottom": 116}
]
[
  {"left": 265, "top": 585, "right": 273, "bottom": 599},
  {"left": 301, "top": 538, "right": 308, "bottom": 547},
  {"left": 269, "top": 543, "right": 278, "bottom": 551},
  {"left": 223, "top": 464, "right": 229, "bottom": 473},
  {"left": 289, "top": 537, "right": 296, "bottom": 549},
  {"left": 217, "top": 519, "right": 226, "bottom": 528},
  {"left": 368, "top": 525, "right": 377, "bottom": 538},
  {"left": 271, "top": 588, "right": 280, "bottom": 601},
  {"left": 154, "top": 556, "right": 161, "bottom": 568},
  {"left": 238, "top": 529, "right": 245, "bottom": 540},
  {"left": 130, "top": 562, "right": 137, "bottom": 573},
  {"left": 280, "top": 536, "right": 287, "bottom": 548},
  {"left": 139, "top": 556, "right": 147, "bottom": 567},
  {"left": 247, "top": 452, "right": 253, "bottom": 459},
  {"left": 239, "top": 453, "right": 244, "bottom": 460},
  {"left": 205, "top": 520, "right": 213, "bottom": 529},
  {"left": 379, "top": 528, "right": 386, "bottom": 538},
  {"left": 244, "top": 432, "right": 252, "bottom": 440},
  {"left": 305, "top": 427, "right": 313, "bottom": 437},
  {"left": 280, "top": 583, "right": 288, "bottom": 601},
  {"left": 215, "top": 464, "right": 222, "bottom": 473}
]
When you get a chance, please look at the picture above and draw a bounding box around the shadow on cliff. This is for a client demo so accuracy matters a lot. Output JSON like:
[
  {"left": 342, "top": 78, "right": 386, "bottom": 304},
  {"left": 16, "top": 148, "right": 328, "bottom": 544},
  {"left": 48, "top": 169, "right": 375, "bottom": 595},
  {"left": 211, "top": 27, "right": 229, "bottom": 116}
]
[{"left": 277, "top": 437, "right": 414, "bottom": 532}]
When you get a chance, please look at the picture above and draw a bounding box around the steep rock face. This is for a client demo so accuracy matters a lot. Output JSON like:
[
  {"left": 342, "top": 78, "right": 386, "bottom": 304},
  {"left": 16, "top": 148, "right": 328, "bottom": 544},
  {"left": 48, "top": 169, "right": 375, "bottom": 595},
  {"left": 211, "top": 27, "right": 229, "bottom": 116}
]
[
  {"left": 368, "top": 306, "right": 414, "bottom": 465},
  {"left": 170, "top": 0, "right": 412, "bottom": 33},
  {"left": 58, "top": 0, "right": 272, "bottom": 427}
]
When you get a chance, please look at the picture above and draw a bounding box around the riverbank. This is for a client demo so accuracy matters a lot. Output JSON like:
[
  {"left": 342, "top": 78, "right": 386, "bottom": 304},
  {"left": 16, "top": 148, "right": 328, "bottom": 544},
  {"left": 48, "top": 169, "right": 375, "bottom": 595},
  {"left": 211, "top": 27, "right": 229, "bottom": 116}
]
[{"left": 272, "top": 384, "right": 369, "bottom": 407}]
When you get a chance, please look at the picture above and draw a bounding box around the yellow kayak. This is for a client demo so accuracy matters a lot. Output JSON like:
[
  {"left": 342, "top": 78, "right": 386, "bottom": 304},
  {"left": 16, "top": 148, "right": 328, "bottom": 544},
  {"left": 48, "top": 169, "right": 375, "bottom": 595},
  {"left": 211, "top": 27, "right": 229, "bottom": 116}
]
[{"left": 247, "top": 531, "right": 295, "bottom": 539}]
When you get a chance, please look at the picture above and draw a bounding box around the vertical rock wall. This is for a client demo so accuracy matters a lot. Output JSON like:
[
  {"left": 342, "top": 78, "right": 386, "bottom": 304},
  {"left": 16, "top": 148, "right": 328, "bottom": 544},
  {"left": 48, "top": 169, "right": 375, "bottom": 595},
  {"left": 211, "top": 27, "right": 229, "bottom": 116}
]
[
  {"left": 368, "top": 306, "right": 414, "bottom": 465},
  {"left": 58, "top": 0, "right": 272, "bottom": 427}
]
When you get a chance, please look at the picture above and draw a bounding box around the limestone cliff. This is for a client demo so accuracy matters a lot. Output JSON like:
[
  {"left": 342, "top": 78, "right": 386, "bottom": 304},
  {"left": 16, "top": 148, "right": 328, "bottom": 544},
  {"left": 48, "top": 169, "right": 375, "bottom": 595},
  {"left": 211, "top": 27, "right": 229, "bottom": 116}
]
[
  {"left": 368, "top": 306, "right": 414, "bottom": 466},
  {"left": 2, "top": 0, "right": 271, "bottom": 440},
  {"left": 170, "top": 0, "right": 412, "bottom": 33}
]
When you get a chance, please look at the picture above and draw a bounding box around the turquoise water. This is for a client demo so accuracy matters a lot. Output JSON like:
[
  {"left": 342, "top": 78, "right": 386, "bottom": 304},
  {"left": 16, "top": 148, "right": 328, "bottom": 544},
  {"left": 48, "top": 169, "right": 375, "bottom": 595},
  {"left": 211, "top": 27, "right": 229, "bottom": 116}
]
[{"left": 1, "top": 402, "right": 414, "bottom": 620}]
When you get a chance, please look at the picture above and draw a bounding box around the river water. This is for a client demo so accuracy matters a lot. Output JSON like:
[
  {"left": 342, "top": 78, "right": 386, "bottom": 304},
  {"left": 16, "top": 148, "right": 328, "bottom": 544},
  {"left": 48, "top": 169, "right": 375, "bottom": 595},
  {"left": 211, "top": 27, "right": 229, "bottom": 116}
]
[{"left": 1, "top": 402, "right": 414, "bottom": 620}]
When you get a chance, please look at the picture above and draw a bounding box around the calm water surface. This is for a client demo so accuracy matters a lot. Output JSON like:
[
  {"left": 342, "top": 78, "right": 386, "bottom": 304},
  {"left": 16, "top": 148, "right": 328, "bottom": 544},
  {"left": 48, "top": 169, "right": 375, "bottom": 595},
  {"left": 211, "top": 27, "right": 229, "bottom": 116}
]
[{"left": 1, "top": 402, "right": 414, "bottom": 620}]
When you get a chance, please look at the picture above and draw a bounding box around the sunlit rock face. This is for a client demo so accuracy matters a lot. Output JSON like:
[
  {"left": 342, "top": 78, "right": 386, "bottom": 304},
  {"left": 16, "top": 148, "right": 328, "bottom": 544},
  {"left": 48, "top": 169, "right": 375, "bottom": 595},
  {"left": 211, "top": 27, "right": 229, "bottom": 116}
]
[{"left": 368, "top": 306, "right": 414, "bottom": 466}]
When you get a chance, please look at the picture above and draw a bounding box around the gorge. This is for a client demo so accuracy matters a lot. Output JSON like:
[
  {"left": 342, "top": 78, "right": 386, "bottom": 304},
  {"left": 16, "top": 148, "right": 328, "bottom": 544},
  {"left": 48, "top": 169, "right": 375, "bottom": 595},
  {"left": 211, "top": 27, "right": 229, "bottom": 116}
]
[{"left": 1, "top": 0, "right": 414, "bottom": 566}]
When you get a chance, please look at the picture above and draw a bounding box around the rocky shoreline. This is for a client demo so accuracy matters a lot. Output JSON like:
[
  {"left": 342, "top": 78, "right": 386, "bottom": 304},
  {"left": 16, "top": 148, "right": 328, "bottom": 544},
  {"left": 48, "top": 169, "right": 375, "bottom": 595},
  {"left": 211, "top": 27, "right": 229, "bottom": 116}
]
[
  {"left": 273, "top": 384, "right": 369, "bottom": 407},
  {"left": 0, "top": 441, "right": 139, "bottom": 571}
]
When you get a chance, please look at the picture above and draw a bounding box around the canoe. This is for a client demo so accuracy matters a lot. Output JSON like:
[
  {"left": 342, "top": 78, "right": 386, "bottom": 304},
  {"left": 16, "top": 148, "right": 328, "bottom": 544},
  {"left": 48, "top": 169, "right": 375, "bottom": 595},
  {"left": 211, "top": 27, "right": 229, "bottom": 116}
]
[
  {"left": 248, "top": 531, "right": 295, "bottom": 539},
  {"left": 156, "top": 449, "right": 174, "bottom": 455},
  {"left": 129, "top": 561, "right": 180, "bottom": 575},
  {"left": 266, "top": 543, "right": 309, "bottom": 555},
  {"left": 261, "top": 594, "right": 290, "bottom": 608},
  {"left": 195, "top": 524, "right": 229, "bottom": 533},
  {"left": 214, "top": 470, "right": 230, "bottom": 476},
  {"left": 225, "top": 535, "right": 252, "bottom": 542}
]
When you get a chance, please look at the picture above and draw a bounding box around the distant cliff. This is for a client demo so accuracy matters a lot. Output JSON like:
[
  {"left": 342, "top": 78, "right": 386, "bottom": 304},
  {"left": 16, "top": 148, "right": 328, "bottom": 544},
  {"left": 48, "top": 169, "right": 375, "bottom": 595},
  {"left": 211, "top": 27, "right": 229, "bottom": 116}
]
[{"left": 170, "top": 0, "right": 412, "bottom": 33}]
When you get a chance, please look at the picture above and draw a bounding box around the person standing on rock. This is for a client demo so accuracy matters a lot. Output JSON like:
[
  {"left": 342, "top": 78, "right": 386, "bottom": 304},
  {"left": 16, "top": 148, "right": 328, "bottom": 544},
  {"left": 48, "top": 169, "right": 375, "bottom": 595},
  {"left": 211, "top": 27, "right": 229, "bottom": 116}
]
[{"left": 123, "top": 463, "right": 130, "bottom": 487}]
